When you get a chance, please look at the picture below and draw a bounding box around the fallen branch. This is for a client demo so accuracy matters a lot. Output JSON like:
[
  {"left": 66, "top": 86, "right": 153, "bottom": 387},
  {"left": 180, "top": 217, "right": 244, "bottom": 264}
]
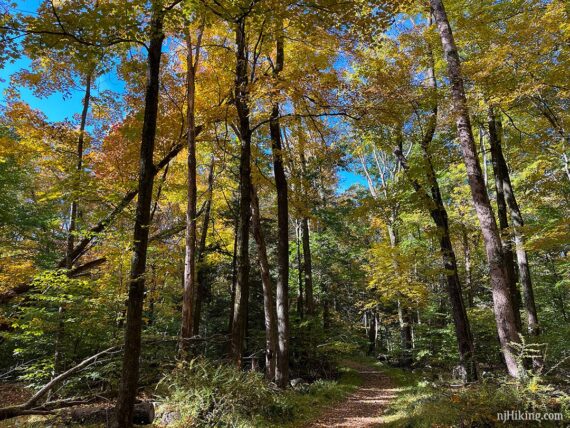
[
  {"left": 0, "top": 345, "right": 121, "bottom": 421},
  {"left": 0, "top": 334, "right": 226, "bottom": 421}
]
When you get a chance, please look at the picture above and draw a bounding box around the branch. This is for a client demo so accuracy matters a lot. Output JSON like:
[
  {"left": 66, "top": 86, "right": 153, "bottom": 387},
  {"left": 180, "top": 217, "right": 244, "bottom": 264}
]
[
  {"left": 0, "top": 345, "right": 121, "bottom": 421},
  {"left": 251, "top": 111, "right": 358, "bottom": 133}
]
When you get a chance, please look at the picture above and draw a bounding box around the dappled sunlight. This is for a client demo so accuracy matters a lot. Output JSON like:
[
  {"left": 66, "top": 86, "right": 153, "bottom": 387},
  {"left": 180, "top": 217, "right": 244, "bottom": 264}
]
[{"left": 309, "top": 363, "right": 399, "bottom": 428}]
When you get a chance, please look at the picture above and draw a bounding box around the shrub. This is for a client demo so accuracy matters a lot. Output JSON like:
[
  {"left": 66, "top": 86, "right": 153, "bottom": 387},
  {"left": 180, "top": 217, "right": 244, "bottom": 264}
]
[{"left": 156, "top": 358, "right": 292, "bottom": 427}]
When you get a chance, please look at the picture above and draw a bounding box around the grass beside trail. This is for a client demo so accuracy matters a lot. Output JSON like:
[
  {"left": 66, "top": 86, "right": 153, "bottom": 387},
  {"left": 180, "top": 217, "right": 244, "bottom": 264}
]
[
  {"left": 259, "top": 364, "right": 363, "bottom": 427},
  {"left": 372, "top": 364, "right": 569, "bottom": 427}
]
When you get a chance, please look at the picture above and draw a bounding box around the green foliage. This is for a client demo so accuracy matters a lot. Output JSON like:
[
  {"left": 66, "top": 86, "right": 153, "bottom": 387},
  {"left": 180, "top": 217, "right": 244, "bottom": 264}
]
[
  {"left": 379, "top": 365, "right": 569, "bottom": 427},
  {"left": 156, "top": 356, "right": 363, "bottom": 428},
  {"left": 157, "top": 357, "right": 282, "bottom": 427},
  {"left": 156, "top": 357, "right": 362, "bottom": 427},
  {"left": 4, "top": 269, "right": 117, "bottom": 384},
  {"left": 290, "top": 315, "right": 367, "bottom": 380}
]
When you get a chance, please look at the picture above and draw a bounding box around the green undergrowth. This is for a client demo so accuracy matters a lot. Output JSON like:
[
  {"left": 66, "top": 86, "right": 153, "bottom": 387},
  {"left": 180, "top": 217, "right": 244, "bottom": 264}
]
[
  {"left": 154, "top": 357, "right": 362, "bottom": 427},
  {"left": 376, "top": 364, "right": 569, "bottom": 427}
]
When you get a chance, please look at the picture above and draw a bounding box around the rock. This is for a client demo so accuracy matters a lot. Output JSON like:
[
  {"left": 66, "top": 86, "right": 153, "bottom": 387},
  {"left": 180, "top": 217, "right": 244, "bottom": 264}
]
[
  {"left": 377, "top": 354, "right": 389, "bottom": 362},
  {"left": 290, "top": 378, "right": 307, "bottom": 388},
  {"left": 160, "top": 410, "right": 181, "bottom": 426},
  {"left": 451, "top": 365, "right": 467, "bottom": 383}
]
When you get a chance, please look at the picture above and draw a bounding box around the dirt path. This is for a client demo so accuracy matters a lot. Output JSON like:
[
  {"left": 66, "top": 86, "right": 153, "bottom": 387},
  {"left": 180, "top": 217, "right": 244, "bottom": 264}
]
[{"left": 308, "top": 362, "right": 398, "bottom": 428}]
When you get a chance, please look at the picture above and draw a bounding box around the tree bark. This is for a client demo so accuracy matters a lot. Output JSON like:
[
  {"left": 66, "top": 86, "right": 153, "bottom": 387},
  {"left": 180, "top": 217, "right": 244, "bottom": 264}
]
[
  {"left": 270, "top": 24, "right": 290, "bottom": 388},
  {"left": 115, "top": 5, "right": 164, "bottom": 425},
  {"left": 431, "top": 0, "right": 521, "bottom": 378},
  {"left": 397, "top": 300, "right": 413, "bottom": 366},
  {"left": 490, "top": 109, "right": 540, "bottom": 336},
  {"left": 367, "top": 310, "right": 377, "bottom": 355},
  {"left": 301, "top": 217, "right": 314, "bottom": 316},
  {"left": 393, "top": 56, "right": 477, "bottom": 380},
  {"left": 387, "top": 221, "right": 413, "bottom": 365},
  {"left": 462, "top": 225, "right": 474, "bottom": 308},
  {"left": 250, "top": 184, "right": 278, "bottom": 380},
  {"left": 296, "top": 221, "right": 304, "bottom": 318},
  {"left": 487, "top": 107, "right": 522, "bottom": 331},
  {"left": 193, "top": 155, "right": 215, "bottom": 336},
  {"left": 230, "top": 17, "right": 252, "bottom": 367},
  {"left": 66, "top": 71, "right": 92, "bottom": 270},
  {"left": 180, "top": 26, "right": 203, "bottom": 355}
]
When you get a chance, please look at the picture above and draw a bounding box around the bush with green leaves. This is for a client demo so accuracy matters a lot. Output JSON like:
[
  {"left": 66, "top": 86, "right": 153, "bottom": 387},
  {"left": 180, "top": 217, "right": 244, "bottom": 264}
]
[{"left": 155, "top": 357, "right": 293, "bottom": 427}]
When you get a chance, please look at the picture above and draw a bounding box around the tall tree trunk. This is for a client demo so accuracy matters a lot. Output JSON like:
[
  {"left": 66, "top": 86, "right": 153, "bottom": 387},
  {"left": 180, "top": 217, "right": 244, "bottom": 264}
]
[
  {"left": 230, "top": 17, "right": 253, "bottom": 367},
  {"left": 250, "top": 184, "right": 278, "bottom": 380},
  {"left": 296, "top": 221, "right": 304, "bottom": 318},
  {"left": 487, "top": 107, "right": 522, "bottom": 331},
  {"left": 301, "top": 218, "right": 314, "bottom": 316},
  {"left": 367, "top": 310, "right": 377, "bottom": 355},
  {"left": 180, "top": 26, "right": 203, "bottom": 355},
  {"left": 490, "top": 109, "right": 540, "bottom": 336},
  {"left": 431, "top": 0, "right": 521, "bottom": 378},
  {"left": 430, "top": 209, "right": 477, "bottom": 380},
  {"left": 54, "top": 71, "right": 93, "bottom": 377},
  {"left": 228, "top": 206, "right": 239, "bottom": 336},
  {"left": 193, "top": 155, "right": 215, "bottom": 336},
  {"left": 479, "top": 127, "right": 488, "bottom": 187},
  {"left": 66, "top": 71, "right": 92, "bottom": 270},
  {"left": 394, "top": 125, "right": 477, "bottom": 379},
  {"left": 397, "top": 300, "right": 413, "bottom": 366},
  {"left": 270, "top": 25, "right": 290, "bottom": 388},
  {"left": 461, "top": 225, "right": 474, "bottom": 308},
  {"left": 115, "top": 6, "right": 164, "bottom": 425},
  {"left": 421, "top": 58, "right": 476, "bottom": 379},
  {"left": 387, "top": 221, "right": 412, "bottom": 365}
]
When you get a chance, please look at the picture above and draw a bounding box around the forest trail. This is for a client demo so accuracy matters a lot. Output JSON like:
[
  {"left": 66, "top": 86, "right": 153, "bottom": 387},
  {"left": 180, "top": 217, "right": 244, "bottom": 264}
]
[{"left": 308, "top": 362, "right": 398, "bottom": 427}]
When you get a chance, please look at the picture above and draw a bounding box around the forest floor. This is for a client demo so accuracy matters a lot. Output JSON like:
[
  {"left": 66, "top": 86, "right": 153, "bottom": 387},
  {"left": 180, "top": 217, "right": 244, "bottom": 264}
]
[{"left": 307, "top": 361, "right": 401, "bottom": 427}]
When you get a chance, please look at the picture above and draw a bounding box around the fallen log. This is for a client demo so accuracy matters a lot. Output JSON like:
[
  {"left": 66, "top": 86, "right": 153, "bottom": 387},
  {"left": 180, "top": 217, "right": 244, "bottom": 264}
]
[{"left": 64, "top": 402, "right": 154, "bottom": 425}]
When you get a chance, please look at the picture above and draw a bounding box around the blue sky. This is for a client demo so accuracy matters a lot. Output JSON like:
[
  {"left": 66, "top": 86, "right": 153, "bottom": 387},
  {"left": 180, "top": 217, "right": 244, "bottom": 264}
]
[{"left": 1, "top": 0, "right": 366, "bottom": 191}]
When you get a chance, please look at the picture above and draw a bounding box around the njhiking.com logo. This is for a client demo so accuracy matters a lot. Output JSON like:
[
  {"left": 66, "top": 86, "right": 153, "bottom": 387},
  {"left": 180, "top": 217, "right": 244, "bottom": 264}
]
[{"left": 497, "top": 410, "right": 563, "bottom": 423}]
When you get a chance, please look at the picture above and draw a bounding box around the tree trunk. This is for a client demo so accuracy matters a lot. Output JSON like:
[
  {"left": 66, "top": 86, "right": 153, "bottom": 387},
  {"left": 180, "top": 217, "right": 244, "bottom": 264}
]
[
  {"left": 250, "top": 184, "right": 278, "bottom": 380},
  {"left": 115, "top": 6, "right": 164, "bottom": 426},
  {"left": 387, "top": 221, "right": 413, "bottom": 365},
  {"left": 296, "top": 221, "right": 304, "bottom": 318},
  {"left": 491, "top": 109, "right": 540, "bottom": 336},
  {"left": 193, "top": 155, "right": 215, "bottom": 336},
  {"left": 397, "top": 301, "right": 413, "bottom": 366},
  {"left": 487, "top": 107, "right": 522, "bottom": 331},
  {"left": 230, "top": 17, "right": 252, "bottom": 367},
  {"left": 270, "top": 25, "right": 290, "bottom": 388},
  {"left": 228, "top": 207, "right": 239, "bottom": 336},
  {"left": 181, "top": 26, "right": 203, "bottom": 355},
  {"left": 301, "top": 218, "right": 314, "bottom": 316},
  {"left": 367, "top": 311, "right": 376, "bottom": 355},
  {"left": 394, "top": 55, "right": 477, "bottom": 379},
  {"left": 462, "top": 226, "right": 474, "bottom": 308},
  {"left": 54, "top": 71, "right": 93, "bottom": 377},
  {"left": 431, "top": 0, "right": 521, "bottom": 378},
  {"left": 66, "top": 71, "right": 92, "bottom": 270},
  {"left": 430, "top": 208, "right": 477, "bottom": 380},
  {"left": 424, "top": 148, "right": 477, "bottom": 379}
]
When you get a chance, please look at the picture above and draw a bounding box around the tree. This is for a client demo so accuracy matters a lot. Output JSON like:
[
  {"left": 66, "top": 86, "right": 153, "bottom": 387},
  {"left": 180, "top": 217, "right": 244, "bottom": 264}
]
[
  {"left": 269, "top": 18, "right": 291, "bottom": 387},
  {"left": 115, "top": 1, "right": 170, "bottom": 424},
  {"left": 180, "top": 20, "right": 204, "bottom": 356},
  {"left": 430, "top": 0, "right": 521, "bottom": 378}
]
